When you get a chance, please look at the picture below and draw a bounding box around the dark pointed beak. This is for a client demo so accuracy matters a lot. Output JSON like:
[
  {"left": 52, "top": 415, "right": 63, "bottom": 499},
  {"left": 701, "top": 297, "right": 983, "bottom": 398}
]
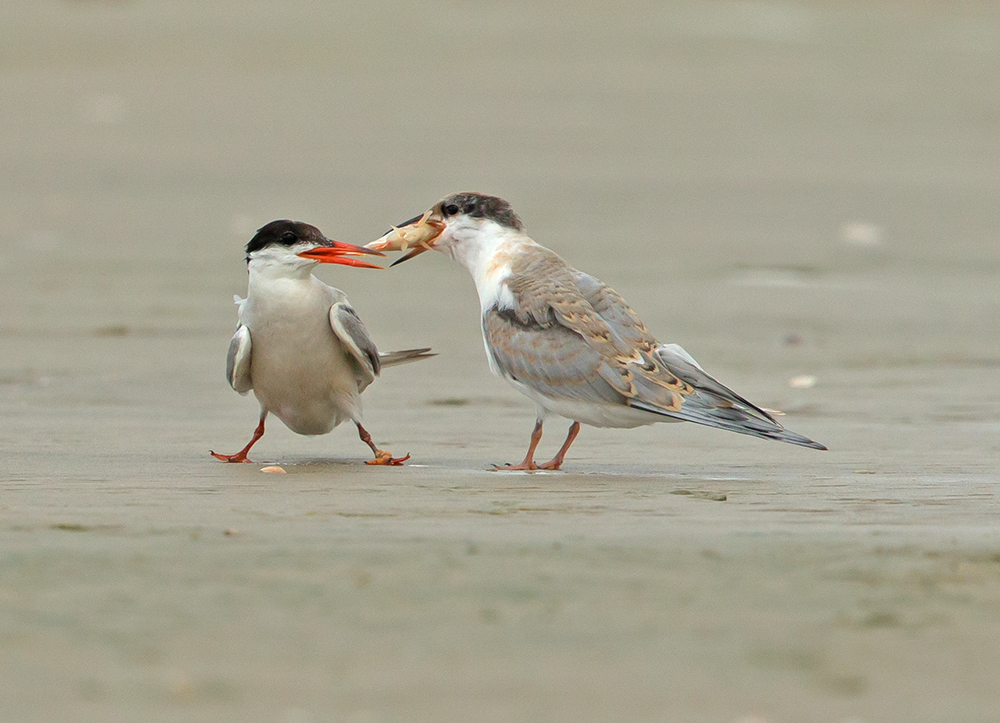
[
  {"left": 383, "top": 214, "right": 425, "bottom": 235},
  {"left": 390, "top": 245, "right": 432, "bottom": 266},
  {"left": 297, "top": 239, "right": 385, "bottom": 269}
]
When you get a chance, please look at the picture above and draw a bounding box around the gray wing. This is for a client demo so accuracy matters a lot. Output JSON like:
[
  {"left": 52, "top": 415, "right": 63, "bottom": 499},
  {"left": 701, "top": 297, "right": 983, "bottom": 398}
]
[
  {"left": 572, "top": 270, "right": 658, "bottom": 351},
  {"left": 226, "top": 324, "right": 253, "bottom": 395},
  {"left": 491, "top": 246, "right": 687, "bottom": 410},
  {"left": 647, "top": 343, "right": 827, "bottom": 449},
  {"left": 526, "top": 260, "right": 793, "bottom": 427},
  {"left": 574, "top": 269, "right": 793, "bottom": 429},
  {"left": 653, "top": 344, "right": 767, "bottom": 413},
  {"left": 329, "top": 302, "right": 380, "bottom": 391},
  {"left": 483, "top": 306, "right": 625, "bottom": 404},
  {"left": 491, "top": 246, "right": 826, "bottom": 449}
]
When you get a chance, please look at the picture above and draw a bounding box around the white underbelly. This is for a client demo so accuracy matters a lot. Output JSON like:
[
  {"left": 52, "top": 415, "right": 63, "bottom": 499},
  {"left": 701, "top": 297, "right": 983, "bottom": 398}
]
[
  {"left": 249, "top": 316, "right": 360, "bottom": 436},
  {"left": 506, "top": 378, "right": 669, "bottom": 429}
]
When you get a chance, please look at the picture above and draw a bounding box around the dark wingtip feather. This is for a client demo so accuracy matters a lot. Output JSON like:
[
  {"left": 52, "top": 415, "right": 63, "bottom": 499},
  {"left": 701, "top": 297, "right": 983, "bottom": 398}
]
[
  {"left": 776, "top": 431, "right": 828, "bottom": 451},
  {"left": 629, "top": 399, "right": 827, "bottom": 451}
]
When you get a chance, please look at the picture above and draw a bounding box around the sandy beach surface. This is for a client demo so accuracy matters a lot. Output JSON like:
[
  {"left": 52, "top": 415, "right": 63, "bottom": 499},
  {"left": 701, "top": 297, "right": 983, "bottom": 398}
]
[{"left": 2, "top": 2, "right": 999, "bottom": 721}]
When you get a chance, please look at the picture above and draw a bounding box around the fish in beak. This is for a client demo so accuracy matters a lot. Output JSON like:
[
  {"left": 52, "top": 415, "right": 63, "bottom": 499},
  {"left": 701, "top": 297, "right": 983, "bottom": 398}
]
[
  {"left": 297, "top": 239, "right": 386, "bottom": 269},
  {"left": 365, "top": 207, "right": 445, "bottom": 266}
]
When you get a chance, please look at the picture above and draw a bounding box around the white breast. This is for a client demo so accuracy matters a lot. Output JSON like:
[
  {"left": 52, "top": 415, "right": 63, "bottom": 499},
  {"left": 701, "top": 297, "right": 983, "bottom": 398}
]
[
  {"left": 242, "top": 271, "right": 360, "bottom": 435},
  {"left": 443, "top": 221, "right": 525, "bottom": 312}
]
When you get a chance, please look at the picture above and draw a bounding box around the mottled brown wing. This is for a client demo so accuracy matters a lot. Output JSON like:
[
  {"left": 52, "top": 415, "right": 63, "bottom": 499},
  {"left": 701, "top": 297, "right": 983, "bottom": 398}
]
[
  {"left": 490, "top": 245, "right": 689, "bottom": 411},
  {"left": 647, "top": 344, "right": 826, "bottom": 449},
  {"left": 572, "top": 270, "right": 659, "bottom": 352},
  {"left": 493, "top": 244, "right": 826, "bottom": 449}
]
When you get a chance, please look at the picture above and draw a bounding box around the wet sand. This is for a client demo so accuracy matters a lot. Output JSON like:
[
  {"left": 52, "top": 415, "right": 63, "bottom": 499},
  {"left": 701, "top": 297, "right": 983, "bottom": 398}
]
[{"left": 2, "top": 2, "right": 999, "bottom": 721}]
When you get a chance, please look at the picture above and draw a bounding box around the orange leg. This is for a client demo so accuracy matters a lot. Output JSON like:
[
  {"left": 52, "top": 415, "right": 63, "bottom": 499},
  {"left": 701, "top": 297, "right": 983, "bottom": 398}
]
[
  {"left": 538, "top": 422, "right": 581, "bottom": 470},
  {"left": 495, "top": 419, "right": 543, "bottom": 471},
  {"left": 357, "top": 422, "right": 409, "bottom": 466},
  {"left": 211, "top": 414, "right": 266, "bottom": 463}
]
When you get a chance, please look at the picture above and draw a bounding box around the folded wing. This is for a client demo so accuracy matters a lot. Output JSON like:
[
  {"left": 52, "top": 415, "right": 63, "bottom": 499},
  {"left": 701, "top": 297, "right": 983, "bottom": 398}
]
[
  {"left": 226, "top": 324, "right": 253, "bottom": 395},
  {"left": 329, "top": 302, "right": 380, "bottom": 391}
]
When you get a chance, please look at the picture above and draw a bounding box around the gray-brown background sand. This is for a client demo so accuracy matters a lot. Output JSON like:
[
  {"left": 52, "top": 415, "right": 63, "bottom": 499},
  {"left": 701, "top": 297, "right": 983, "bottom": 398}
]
[{"left": 1, "top": 2, "right": 999, "bottom": 721}]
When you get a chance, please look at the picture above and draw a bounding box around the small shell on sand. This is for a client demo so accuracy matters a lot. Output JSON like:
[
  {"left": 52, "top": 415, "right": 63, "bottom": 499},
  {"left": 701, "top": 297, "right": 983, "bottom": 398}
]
[
  {"left": 788, "top": 375, "right": 818, "bottom": 388},
  {"left": 260, "top": 466, "right": 286, "bottom": 474},
  {"left": 840, "top": 221, "right": 883, "bottom": 246}
]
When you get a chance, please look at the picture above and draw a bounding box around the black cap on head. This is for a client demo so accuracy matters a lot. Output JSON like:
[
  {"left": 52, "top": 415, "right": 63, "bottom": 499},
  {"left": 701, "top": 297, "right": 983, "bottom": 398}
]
[
  {"left": 440, "top": 193, "right": 523, "bottom": 232},
  {"left": 246, "top": 220, "right": 328, "bottom": 256}
]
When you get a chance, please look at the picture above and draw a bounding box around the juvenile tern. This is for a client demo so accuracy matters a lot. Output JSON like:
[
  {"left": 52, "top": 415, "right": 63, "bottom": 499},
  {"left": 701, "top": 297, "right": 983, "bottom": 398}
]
[
  {"left": 368, "top": 193, "right": 825, "bottom": 470},
  {"left": 211, "top": 220, "right": 433, "bottom": 465}
]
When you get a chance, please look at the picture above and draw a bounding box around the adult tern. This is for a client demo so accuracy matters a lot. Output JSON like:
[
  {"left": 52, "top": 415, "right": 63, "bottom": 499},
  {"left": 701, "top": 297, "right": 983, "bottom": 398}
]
[{"left": 212, "top": 220, "right": 432, "bottom": 465}]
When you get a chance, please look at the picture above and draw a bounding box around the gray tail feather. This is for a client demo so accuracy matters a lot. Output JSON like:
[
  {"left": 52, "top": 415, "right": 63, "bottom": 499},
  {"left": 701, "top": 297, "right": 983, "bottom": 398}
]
[
  {"left": 630, "top": 399, "right": 827, "bottom": 450},
  {"left": 378, "top": 348, "right": 436, "bottom": 368}
]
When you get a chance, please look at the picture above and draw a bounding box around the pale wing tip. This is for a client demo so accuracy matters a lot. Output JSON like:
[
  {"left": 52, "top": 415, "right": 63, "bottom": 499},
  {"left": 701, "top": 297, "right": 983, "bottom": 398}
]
[
  {"left": 377, "top": 348, "right": 437, "bottom": 368},
  {"left": 377, "top": 347, "right": 434, "bottom": 357}
]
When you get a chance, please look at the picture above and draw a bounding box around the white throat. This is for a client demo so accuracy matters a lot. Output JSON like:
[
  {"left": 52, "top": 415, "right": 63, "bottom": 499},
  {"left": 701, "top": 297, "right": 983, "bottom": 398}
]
[
  {"left": 435, "top": 218, "right": 530, "bottom": 311},
  {"left": 247, "top": 245, "right": 318, "bottom": 285}
]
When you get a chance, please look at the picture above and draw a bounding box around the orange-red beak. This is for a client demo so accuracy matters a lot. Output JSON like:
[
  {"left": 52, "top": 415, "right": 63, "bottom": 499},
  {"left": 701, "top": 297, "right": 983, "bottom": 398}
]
[{"left": 297, "top": 240, "right": 385, "bottom": 269}]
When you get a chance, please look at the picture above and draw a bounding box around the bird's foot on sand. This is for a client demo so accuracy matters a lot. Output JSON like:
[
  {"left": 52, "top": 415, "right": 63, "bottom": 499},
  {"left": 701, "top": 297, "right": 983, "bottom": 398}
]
[
  {"left": 210, "top": 451, "right": 254, "bottom": 463},
  {"left": 492, "top": 461, "right": 539, "bottom": 471},
  {"left": 366, "top": 450, "right": 410, "bottom": 466}
]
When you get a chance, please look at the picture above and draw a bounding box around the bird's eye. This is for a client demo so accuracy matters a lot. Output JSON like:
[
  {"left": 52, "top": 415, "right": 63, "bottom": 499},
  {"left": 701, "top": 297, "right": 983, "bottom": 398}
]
[
  {"left": 281, "top": 231, "right": 297, "bottom": 244},
  {"left": 443, "top": 203, "right": 460, "bottom": 216}
]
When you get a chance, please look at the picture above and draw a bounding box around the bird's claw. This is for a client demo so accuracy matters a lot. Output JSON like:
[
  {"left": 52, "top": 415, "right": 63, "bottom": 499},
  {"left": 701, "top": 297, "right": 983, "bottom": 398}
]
[
  {"left": 491, "top": 459, "right": 565, "bottom": 471},
  {"left": 492, "top": 461, "right": 538, "bottom": 471},
  {"left": 210, "top": 451, "right": 253, "bottom": 463},
  {"left": 366, "top": 450, "right": 410, "bottom": 466}
]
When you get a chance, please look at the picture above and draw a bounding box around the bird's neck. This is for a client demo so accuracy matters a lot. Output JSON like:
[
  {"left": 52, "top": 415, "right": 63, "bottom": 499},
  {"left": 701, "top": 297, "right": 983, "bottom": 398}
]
[
  {"left": 444, "top": 226, "right": 533, "bottom": 312},
  {"left": 441, "top": 223, "right": 516, "bottom": 273}
]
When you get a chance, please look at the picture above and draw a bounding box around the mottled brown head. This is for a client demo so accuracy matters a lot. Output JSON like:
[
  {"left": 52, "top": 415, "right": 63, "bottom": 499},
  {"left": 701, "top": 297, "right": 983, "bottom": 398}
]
[
  {"left": 439, "top": 192, "right": 524, "bottom": 232},
  {"left": 366, "top": 192, "right": 525, "bottom": 265}
]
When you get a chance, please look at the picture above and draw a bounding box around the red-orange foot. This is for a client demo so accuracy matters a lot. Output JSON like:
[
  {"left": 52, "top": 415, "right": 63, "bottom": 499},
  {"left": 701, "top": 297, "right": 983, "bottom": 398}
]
[
  {"left": 210, "top": 451, "right": 254, "bottom": 463},
  {"left": 537, "top": 459, "right": 565, "bottom": 470},
  {"left": 492, "top": 461, "right": 539, "bottom": 471},
  {"left": 365, "top": 450, "right": 410, "bottom": 466}
]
